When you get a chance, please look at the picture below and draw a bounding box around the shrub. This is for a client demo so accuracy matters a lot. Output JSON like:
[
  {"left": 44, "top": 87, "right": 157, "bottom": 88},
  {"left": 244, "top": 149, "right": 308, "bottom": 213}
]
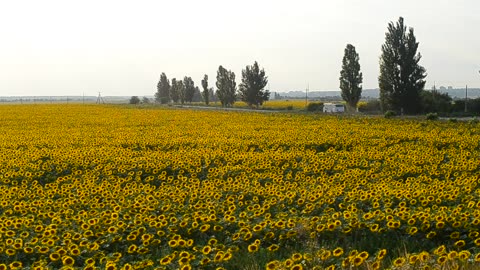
[
  {"left": 159, "top": 97, "right": 170, "bottom": 104},
  {"left": 129, "top": 96, "right": 141, "bottom": 105},
  {"left": 420, "top": 90, "right": 452, "bottom": 114},
  {"left": 384, "top": 110, "right": 397, "bottom": 118},
  {"left": 448, "top": 118, "right": 458, "bottom": 123},
  {"left": 358, "top": 100, "right": 381, "bottom": 113},
  {"left": 426, "top": 113, "right": 439, "bottom": 121},
  {"left": 306, "top": 102, "right": 324, "bottom": 112}
]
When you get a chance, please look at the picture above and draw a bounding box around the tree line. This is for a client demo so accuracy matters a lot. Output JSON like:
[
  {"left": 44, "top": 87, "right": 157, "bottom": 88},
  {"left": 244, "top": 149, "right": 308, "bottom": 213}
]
[
  {"left": 152, "top": 17, "right": 439, "bottom": 115},
  {"left": 155, "top": 61, "right": 269, "bottom": 108}
]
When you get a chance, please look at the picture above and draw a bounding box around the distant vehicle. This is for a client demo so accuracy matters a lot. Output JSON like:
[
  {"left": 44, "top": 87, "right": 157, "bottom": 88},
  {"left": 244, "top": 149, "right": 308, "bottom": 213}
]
[{"left": 323, "top": 103, "right": 345, "bottom": 113}]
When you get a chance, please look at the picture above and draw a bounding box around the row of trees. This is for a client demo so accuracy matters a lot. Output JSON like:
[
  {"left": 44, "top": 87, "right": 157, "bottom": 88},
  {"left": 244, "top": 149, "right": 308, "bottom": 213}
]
[
  {"left": 339, "top": 17, "right": 428, "bottom": 114},
  {"left": 153, "top": 17, "right": 430, "bottom": 114},
  {"left": 155, "top": 75, "right": 203, "bottom": 104},
  {"left": 155, "top": 62, "right": 270, "bottom": 108}
]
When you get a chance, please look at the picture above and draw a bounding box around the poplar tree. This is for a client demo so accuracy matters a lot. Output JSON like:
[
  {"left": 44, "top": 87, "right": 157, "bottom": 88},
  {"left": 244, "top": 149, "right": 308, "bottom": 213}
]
[
  {"left": 216, "top": 66, "right": 236, "bottom": 107},
  {"left": 339, "top": 44, "right": 363, "bottom": 111},
  {"left": 238, "top": 61, "right": 269, "bottom": 108},
  {"left": 379, "top": 17, "right": 427, "bottom": 114},
  {"left": 155, "top": 72, "right": 170, "bottom": 104},
  {"left": 170, "top": 78, "right": 180, "bottom": 103},
  {"left": 183, "top": 76, "right": 196, "bottom": 103},
  {"left": 201, "top": 74, "right": 210, "bottom": 105}
]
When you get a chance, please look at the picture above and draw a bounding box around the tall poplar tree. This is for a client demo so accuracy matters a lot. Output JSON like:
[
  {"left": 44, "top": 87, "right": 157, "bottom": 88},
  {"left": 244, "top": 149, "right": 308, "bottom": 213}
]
[
  {"left": 178, "top": 80, "right": 185, "bottom": 105},
  {"left": 183, "top": 76, "right": 196, "bottom": 103},
  {"left": 238, "top": 61, "right": 269, "bottom": 108},
  {"left": 216, "top": 66, "right": 236, "bottom": 107},
  {"left": 201, "top": 74, "right": 210, "bottom": 105},
  {"left": 170, "top": 78, "right": 180, "bottom": 103},
  {"left": 339, "top": 44, "right": 363, "bottom": 111},
  {"left": 379, "top": 17, "right": 427, "bottom": 114},
  {"left": 155, "top": 72, "right": 170, "bottom": 104}
]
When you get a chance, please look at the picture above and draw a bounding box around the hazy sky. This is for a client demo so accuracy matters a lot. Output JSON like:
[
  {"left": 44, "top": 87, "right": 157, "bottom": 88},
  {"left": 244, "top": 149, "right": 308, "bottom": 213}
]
[{"left": 1, "top": 0, "right": 479, "bottom": 96}]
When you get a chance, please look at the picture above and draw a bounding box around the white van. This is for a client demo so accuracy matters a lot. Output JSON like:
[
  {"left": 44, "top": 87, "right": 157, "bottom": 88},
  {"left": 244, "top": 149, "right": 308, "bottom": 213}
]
[{"left": 323, "top": 103, "right": 345, "bottom": 113}]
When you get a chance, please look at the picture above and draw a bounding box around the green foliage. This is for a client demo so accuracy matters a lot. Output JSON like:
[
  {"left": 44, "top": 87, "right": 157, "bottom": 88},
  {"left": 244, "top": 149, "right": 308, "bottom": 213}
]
[
  {"left": 448, "top": 118, "right": 458, "bottom": 123},
  {"left": 183, "top": 76, "right": 196, "bottom": 103},
  {"left": 358, "top": 100, "right": 382, "bottom": 113},
  {"left": 216, "top": 65, "right": 237, "bottom": 107},
  {"left": 155, "top": 73, "right": 170, "bottom": 103},
  {"left": 306, "top": 102, "right": 324, "bottom": 112},
  {"left": 238, "top": 61, "right": 270, "bottom": 107},
  {"left": 142, "top": 97, "right": 150, "bottom": 104},
  {"left": 192, "top": 86, "right": 202, "bottom": 102},
  {"left": 177, "top": 80, "right": 185, "bottom": 104},
  {"left": 384, "top": 110, "right": 397, "bottom": 118},
  {"left": 170, "top": 78, "right": 180, "bottom": 103},
  {"left": 129, "top": 96, "right": 141, "bottom": 105},
  {"left": 379, "top": 17, "right": 427, "bottom": 114},
  {"left": 426, "top": 112, "right": 439, "bottom": 120},
  {"left": 201, "top": 74, "right": 210, "bottom": 105},
  {"left": 340, "top": 44, "right": 363, "bottom": 111},
  {"left": 421, "top": 89, "right": 452, "bottom": 114}
]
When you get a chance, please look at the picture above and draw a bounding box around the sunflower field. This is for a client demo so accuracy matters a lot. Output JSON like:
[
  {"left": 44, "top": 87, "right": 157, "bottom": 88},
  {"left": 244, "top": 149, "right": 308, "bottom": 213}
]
[{"left": 1, "top": 104, "right": 480, "bottom": 270}]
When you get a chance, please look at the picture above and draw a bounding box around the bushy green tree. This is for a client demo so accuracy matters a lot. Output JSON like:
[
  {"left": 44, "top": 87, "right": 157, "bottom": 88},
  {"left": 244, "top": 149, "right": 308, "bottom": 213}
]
[
  {"left": 216, "top": 66, "right": 237, "bottom": 107},
  {"left": 193, "top": 86, "right": 202, "bottom": 102},
  {"left": 170, "top": 78, "right": 180, "bottom": 103},
  {"left": 340, "top": 44, "right": 363, "bottom": 111},
  {"left": 142, "top": 97, "right": 150, "bottom": 104},
  {"left": 177, "top": 80, "right": 185, "bottom": 104},
  {"left": 421, "top": 89, "right": 452, "bottom": 114},
  {"left": 238, "top": 61, "right": 269, "bottom": 107},
  {"left": 379, "top": 17, "right": 427, "bottom": 114},
  {"left": 129, "top": 96, "right": 140, "bottom": 104},
  {"left": 183, "top": 76, "right": 196, "bottom": 103},
  {"left": 155, "top": 73, "right": 170, "bottom": 104}
]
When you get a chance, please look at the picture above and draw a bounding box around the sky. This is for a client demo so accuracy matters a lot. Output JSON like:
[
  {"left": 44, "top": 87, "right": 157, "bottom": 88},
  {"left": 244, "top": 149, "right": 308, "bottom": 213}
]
[{"left": 1, "top": 0, "right": 479, "bottom": 96}]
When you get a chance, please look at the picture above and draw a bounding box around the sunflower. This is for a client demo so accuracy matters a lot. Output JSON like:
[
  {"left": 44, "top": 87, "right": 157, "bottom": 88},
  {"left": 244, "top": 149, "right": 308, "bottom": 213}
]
[
  {"left": 180, "top": 265, "right": 191, "bottom": 270},
  {"left": 62, "top": 256, "right": 75, "bottom": 266},
  {"left": 408, "top": 254, "right": 418, "bottom": 264},
  {"left": 437, "top": 255, "right": 447, "bottom": 265},
  {"left": 49, "top": 252, "right": 61, "bottom": 261},
  {"left": 248, "top": 243, "right": 259, "bottom": 253},
  {"left": 459, "top": 250, "right": 471, "bottom": 260},
  {"left": 159, "top": 255, "right": 172, "bottom": 265},
  {"left": 290, "top": 264, "right": 303, "bottom": 270},
  {"left": 454, "top": 240, "right": 465, "bottom": 248},
  {"left": 202, "top": 245, "right": 212, "bottom": 255},
  {"left": 284, "top": 259, "right": 294, "bottom": 267},
  {"left": 392, "top": 257, "right": 405, "bottom": 267},
  {"left": 333, "top": 247, "right": 344, "bottom": 257},
  {"left": 223, "top": 252, "right": 233, "bottom": 261},
  {"left": 267, "top": 244, "right": 279, "bottom": 252},
  {"left": 8, "top": 261, "right": 22, "bottom": 270},
  {"left": 377, "top": 249, "right": 387, "bottom": 261},
  {"left": 291, "top": 253, "right": 302, "bottom": 262},
  {"left": 371, "top": 261, "right": 381, "bottom": 270},
  {"left": 168, "top": 240, "right": 178, "bottom": 248},
  {"left": 266, "top": 261, "right": 280, "bottom": 270}
]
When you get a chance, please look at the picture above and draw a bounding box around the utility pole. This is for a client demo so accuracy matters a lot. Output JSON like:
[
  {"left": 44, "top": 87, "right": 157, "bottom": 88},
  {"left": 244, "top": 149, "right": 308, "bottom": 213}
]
[
  {"left": 465, "top": 85, "right": 468, "bottom": 113},
  {"left": 96, "top": 92, "right": 105, "bottom": 104},
  {"left": 305, "top": 83, "right": 309, "bottom": 107}
]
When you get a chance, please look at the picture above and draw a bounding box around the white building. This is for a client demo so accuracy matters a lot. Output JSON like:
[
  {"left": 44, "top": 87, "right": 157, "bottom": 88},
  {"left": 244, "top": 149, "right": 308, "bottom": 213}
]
[{"left": 323, "top": 103, "right": 345, "bottom": 113}]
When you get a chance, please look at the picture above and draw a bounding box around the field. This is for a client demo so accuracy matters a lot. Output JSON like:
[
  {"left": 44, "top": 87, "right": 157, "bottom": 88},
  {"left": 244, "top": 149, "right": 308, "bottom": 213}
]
[{"left": 1, "top": 104, "right": 480, "bottom": 270}]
